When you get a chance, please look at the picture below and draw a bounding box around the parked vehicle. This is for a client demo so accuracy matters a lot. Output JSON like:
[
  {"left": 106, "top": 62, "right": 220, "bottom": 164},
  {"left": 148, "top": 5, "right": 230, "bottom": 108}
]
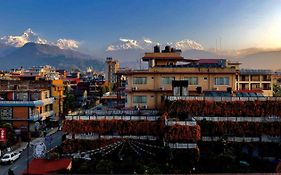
[{"left": 0, "top": 152, "right": 21, "bottom": 164}]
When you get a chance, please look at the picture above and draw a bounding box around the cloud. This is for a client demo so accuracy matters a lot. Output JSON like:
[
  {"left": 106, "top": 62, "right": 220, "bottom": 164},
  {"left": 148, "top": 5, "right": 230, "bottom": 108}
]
[{"left": 56, "top": 39, "right": 79, "bottom": 50}]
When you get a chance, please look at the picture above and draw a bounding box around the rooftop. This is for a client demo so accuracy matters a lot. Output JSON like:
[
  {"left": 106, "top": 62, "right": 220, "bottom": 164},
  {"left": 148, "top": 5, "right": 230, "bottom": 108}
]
[
  {"left": 142, "top": 52, "right": 184, "bottom": 61},
  {"left": 240, "top": 69, "right": 273, "bottom": 75}
]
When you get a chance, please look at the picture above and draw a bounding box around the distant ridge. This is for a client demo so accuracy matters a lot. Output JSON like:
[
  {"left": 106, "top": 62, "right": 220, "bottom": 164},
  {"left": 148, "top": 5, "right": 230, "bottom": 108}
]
[{"left": 0, "top": 42, "right": 104, "bottom": 71}]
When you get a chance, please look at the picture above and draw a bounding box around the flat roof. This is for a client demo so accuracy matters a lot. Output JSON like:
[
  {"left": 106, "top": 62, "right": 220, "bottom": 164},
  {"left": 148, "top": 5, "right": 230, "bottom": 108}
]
[
  {"left": 240, "top": 69, "right": 273, "bottom": 75},
  {"left": 142, "top": 52, "right": 184, "bottom": 61}
]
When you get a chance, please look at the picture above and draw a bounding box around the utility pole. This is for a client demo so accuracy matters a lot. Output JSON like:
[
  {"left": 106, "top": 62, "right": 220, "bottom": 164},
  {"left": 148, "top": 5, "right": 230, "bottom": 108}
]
[{"left": 27, "top": 119, "right": 30, "bottom": 175}]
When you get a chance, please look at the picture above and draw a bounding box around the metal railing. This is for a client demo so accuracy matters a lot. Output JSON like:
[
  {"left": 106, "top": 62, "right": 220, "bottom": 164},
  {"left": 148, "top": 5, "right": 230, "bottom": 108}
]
[
  {"left": 166, "top": 96, "right": 281, "bottom": 102},
  {"left": 0, "top": 97, "right": 55, "bottom": 106},
  {"left": 165, "top": 142, "right": 197, "bottom": 149},
  {"left": 202, "top": 136, "right": 281, "bottom": 143},
  {"left": 194, "top": 116, "right": 281, "bottom": 122},
  {"left": 166, "top": 120, "right": 197, "bottom": 126},
  {"left": 65, "top": 115, "right": 160, "bottom": 121},
  {"left": 67, "top": 134, "right": 158, "bottom": 141}
]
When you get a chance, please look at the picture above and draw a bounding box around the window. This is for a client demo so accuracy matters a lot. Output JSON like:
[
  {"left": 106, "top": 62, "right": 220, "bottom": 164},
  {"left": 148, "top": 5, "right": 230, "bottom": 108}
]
[
  {"left": 133, "top": 96, "right": 147, "bottom": 104},
  {"left": 215, "top": 77, "right": 230, "bottom": 85},
  {"left": 183, "top": 77, "right": 198, "bottom": 85},
  {"left": 161, "top": 77, "right": 175, "bottom": 85},
  {"left": 133, "top": 77, "right": 147, "bottom": 84}
]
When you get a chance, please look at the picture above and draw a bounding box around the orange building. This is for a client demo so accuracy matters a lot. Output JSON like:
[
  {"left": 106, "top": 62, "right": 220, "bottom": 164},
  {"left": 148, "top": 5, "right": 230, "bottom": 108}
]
[
  {"left": 117, "top": 46, "right": 239, "bottom": 109},
  {"left": 0, "top": 89, "right": 55, "bottom": 133}
]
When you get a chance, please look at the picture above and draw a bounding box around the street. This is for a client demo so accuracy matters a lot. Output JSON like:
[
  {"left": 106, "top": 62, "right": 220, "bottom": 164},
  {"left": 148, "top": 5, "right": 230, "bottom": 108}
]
[{"left": 0, "top": 131, "right": 64, "bottom": 175}]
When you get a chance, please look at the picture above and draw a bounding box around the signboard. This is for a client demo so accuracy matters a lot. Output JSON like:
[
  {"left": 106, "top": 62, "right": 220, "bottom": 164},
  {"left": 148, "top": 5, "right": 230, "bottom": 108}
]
[
  {"left": 33, "top": 142, "right": 47, "bottom": 158},
  {"left": 0, "top": 128, "right": 6, "bottom": 142}
]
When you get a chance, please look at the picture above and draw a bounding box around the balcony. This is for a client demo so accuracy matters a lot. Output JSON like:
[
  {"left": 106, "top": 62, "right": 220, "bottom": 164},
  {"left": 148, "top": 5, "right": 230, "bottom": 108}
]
[
  {"left": 29, "top": 110, "right": 55, "bottom": 121},
  {"left": 0, "top": 97, "right": 55, "bottom": 107}
]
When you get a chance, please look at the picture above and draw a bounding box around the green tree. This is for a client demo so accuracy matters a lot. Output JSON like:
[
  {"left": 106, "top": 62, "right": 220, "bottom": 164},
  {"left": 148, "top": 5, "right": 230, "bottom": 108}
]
[
  {"left": 63, "top": 93, "right": 77, "bottom": 113},
  {"left": 273, "top": 84, "right": 281, "bottom": 97}
]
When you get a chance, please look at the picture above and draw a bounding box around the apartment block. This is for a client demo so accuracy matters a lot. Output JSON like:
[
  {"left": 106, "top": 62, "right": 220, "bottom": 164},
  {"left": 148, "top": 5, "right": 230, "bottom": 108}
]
[
  {"left": 236, "top": 69, "right": 273, "bottom": 96},
  {"left": 117, "top": 46, "right": 239, "bottom": 109},
  {"left": 105, "top": 57, "right": 120, "bottom": 84},
  {"left": 0, "top": 89, "right": 55, "bottom": 132}
]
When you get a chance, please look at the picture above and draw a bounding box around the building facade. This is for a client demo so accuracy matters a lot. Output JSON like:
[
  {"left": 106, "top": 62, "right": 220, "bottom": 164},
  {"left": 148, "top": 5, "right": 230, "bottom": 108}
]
[
  {"left": 118, "top": 46, "right": 239, "bottom": 109},
  {"left": 0, "top": 79, "right": 64, "bottom": 121},
  {"left": 105, "top": 57, "right": 119, "bottom": 84},
  {"left": 0, "top": 89, "right": 55, "bottom": 132},
  {"left": 236, "top": 69, "right": 273, "bottom": 96}
]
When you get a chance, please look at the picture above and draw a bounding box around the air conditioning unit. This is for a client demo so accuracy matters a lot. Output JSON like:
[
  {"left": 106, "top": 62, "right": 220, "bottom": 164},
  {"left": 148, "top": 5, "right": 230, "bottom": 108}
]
[
  {"left": 160, "top": 87, "right": 165, "bottom": 90},
  {"left": 132, "top": 87, "right": 138, "bottom": 91}
]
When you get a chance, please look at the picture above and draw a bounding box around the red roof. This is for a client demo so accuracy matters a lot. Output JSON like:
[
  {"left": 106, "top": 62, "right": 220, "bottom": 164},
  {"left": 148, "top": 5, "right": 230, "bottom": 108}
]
[{"left": 22, "top": 158, "right": 72, "bottom": 174}]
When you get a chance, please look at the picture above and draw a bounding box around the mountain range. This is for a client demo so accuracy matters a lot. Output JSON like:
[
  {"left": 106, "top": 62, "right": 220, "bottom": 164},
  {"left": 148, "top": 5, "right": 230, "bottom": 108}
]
[
  {"left": 1, "top": 28, "right": 281, "bottom": 71},
  {"left": 104, "top": 38, "right": 281, "bottom": 70},
  {"left": 0, "top": 29, "right": 103, "bottom": 71}
]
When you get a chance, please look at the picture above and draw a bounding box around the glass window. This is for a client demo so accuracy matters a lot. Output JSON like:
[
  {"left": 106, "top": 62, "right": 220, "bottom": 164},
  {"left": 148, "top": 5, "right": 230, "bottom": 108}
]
[
  {"left": 133, "top": 77, "right": 147, "bottom": 84},
  {"left": 215, "top": 77, "right": 230, "bottom": 85},
  {"left": 133, "top": 96, "right": 147, "bottom": 104},
  {"left": 183, "top": 77, "right": 198, "bottom": 85},
  {"left": 161, "top": 77, "right": 175, "bottom": 85}
]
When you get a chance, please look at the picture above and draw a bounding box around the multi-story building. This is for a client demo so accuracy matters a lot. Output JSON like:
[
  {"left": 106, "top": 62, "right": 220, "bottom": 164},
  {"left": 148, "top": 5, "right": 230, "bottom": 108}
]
[
  {"left": 236, "top": 69, "right": 273, "bottom": 96},
  {"left": 0, "top": 89, "right": 55, "bottom": 134},
  {"left": 105, "top": 57, "right": 119, "bottom": 84},
  {"left": 118, "top": 46, "right": 240, "bottom": 109},
  {"left": 0, "top": 79, "right": 64, "bottom": 121}
]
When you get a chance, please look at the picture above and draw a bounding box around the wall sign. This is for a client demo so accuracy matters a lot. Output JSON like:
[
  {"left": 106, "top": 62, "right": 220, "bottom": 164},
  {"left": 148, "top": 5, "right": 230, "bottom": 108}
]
[{"left": 0, "top": 128, "right": 6, "bottom": 142}]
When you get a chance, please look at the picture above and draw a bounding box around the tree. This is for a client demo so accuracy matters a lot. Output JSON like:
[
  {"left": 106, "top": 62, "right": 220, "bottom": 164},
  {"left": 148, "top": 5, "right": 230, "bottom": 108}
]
[
  {"left": 63, "top": 92, "right": 77, "bottom": 113},
  {"left": 273, "top": 84, "right": 281, "bottom": 97}
]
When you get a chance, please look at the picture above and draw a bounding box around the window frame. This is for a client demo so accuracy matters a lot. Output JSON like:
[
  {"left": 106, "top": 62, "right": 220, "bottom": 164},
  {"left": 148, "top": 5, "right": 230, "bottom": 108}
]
[
  {"left": 214, "top": 77, "right": 230, "bottom": 85},
  {"left": 133, "top": 77, "right": 147, "bottom": 84}
]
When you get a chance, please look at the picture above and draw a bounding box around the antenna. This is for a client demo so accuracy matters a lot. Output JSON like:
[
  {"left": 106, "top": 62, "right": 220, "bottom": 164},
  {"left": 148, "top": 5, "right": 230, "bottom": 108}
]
[
  {"left": 219, "top": 36, "right": 222, "bottom": 51},
  {"left": 215, "top": 39, "right": 217, "bottom": 53},
  {"left": 139, "top": 55, "right": 142, "bottom": 69}
]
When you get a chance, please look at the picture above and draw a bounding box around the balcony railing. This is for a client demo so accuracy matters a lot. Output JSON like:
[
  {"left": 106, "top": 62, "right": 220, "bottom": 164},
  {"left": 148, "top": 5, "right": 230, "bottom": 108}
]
[
  {"left": 202, "top": 136, "right": 281, "bottom": 143},
  {"left": 65, "top": 115, "right": 160, "bottom": 121},
  {"left": 165, "top": 143, "right": 197, "bottom": 149},
  {"left": 194, "top": 116, "right": 281, "bottom": 122},
  {"left": 166, "top": 96, "right": 281, "bottom": 101},
  {"left": 29, "top": 110, "right": 55, "bottom": 121},
  {"left": 69, "top": 109, "right": 159, "bottom": 116},
  {"left": 165, "top": 120, "right": 197, "bottom": 126},
  {"left": 67, "top": 134, "right": 158, "bottom": 141},
  {"left": 0, "top": 97, "right": 55, "bottom": 107}
]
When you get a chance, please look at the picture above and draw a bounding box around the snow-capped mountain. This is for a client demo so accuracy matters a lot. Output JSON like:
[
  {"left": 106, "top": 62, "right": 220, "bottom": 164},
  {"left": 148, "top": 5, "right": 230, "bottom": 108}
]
[
  {"left": 0, "top": 28, "right": 79, "bottom": 50},
  {"left": 0, "top": 28, "right": 47, "bottom": 47},
  {"left": 106, "top": 38, "right": 159, "bottom": 51},
  {"left": 106, "top": 38, "right": 204, "bottom": 52},
  {"left": 0, "top": 42, "right": 103, "bottom": 71},
  {"left": 173, "top": 39, "right": 204, "bottom": 51}
]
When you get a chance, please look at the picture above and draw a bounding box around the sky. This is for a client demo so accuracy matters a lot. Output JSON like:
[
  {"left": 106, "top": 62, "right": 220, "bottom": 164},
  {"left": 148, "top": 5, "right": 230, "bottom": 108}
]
[{"left": 0, "top": 0, "right": 281, "bottom": 52}]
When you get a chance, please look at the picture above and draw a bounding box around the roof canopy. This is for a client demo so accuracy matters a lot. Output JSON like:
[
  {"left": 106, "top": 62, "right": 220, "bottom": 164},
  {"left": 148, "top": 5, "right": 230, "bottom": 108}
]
[{"left": 22, "top": 158, "right": 72, "bottom": 175}]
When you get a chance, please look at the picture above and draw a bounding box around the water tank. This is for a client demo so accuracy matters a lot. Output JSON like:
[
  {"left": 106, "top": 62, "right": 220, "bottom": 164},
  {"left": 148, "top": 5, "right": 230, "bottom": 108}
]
[
  {"left": 154, "top": 45, "right": 160, "bottom": 53},
  {"left": 165, "top": 45, "right": 171, "bottom": 52}
]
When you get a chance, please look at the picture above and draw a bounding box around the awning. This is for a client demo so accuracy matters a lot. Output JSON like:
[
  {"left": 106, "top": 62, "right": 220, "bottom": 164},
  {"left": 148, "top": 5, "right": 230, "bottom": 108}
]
[{"left": 22, "top": 158, "right": 72, "bottom": 175}]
